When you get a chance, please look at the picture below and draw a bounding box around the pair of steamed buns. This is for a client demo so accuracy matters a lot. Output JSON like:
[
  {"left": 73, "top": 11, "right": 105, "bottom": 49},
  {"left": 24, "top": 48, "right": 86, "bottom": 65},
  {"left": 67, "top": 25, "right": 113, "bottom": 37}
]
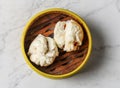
[{"left": 28, "top": 20, "right": 84, "bottom": 66}]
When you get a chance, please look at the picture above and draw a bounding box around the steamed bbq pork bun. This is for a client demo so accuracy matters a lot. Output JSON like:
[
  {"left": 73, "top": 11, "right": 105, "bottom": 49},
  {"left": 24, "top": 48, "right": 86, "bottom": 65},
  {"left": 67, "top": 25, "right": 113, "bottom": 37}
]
[
  {"left": 54, "top": 20, "right": 84, "bottom": 52},
  {"left": 28, "top": 34, "right": 59, "bottom": 66}
]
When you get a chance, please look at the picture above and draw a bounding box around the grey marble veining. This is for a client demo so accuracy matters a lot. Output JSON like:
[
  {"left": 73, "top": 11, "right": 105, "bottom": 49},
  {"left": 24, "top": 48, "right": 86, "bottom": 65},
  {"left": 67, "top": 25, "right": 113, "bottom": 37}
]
[{"left": 0, "top": 0, "right": 120, "bottom": 88}]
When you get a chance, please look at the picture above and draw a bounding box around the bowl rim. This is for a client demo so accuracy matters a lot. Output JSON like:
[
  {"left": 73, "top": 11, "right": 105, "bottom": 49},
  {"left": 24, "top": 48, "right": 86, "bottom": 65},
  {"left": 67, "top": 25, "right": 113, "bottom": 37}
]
[{"left": 21, "top": 8, "right": 92, "bottom": 79}]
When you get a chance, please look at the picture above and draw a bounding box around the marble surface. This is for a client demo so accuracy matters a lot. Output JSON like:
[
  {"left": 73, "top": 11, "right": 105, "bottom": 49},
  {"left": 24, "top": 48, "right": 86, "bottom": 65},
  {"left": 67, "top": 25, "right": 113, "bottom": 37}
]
[{"left": 0, "top": 0, "right": 120, "bottom": 88}]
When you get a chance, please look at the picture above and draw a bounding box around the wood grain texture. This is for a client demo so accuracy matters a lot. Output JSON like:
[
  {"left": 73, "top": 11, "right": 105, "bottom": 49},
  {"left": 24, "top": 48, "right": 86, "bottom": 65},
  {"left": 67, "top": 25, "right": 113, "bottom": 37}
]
[{"left": 24, "top": 12, "right": 89, "bottom": 75}]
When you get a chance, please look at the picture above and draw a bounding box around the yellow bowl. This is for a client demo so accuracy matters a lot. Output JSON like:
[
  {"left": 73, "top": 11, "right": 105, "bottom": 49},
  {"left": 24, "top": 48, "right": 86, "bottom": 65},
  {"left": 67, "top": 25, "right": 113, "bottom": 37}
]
[{"left": 21, "top": 8, "right": 92, "bottom": 79}]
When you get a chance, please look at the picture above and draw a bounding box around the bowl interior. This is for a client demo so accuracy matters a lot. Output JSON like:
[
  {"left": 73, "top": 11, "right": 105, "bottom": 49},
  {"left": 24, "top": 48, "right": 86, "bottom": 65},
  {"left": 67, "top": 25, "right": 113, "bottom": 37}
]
[{"left": 24, "top": 11, "right": 89, "bottom": 75}]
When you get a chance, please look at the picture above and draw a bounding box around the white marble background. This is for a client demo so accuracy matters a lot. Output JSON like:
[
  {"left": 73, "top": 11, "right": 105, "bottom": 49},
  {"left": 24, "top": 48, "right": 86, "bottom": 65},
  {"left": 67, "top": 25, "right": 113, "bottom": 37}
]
[{"left": 0, "top": 0, "right": 120, "bottom": 88}]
